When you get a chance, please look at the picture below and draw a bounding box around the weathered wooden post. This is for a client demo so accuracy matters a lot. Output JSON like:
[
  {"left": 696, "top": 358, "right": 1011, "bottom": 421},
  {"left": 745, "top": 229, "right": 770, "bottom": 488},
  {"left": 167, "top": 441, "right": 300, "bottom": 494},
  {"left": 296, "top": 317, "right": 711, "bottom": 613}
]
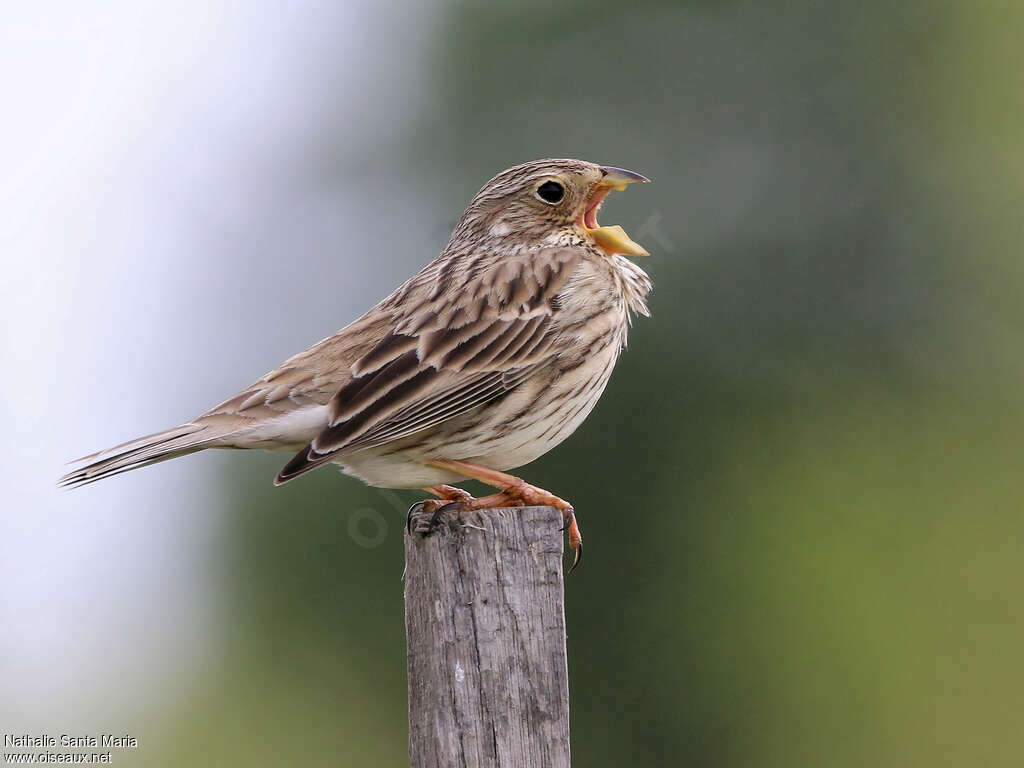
[{"left": 404, "top": 505, "right": 571, "bottom": 768}]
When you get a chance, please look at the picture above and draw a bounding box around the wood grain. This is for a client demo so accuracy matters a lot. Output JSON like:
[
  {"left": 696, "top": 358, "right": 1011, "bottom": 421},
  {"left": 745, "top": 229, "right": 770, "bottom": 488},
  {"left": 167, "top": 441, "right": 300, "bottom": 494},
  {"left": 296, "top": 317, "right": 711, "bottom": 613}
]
[{"left": 404, "top": 505, "right": 570, "bottom": 768}]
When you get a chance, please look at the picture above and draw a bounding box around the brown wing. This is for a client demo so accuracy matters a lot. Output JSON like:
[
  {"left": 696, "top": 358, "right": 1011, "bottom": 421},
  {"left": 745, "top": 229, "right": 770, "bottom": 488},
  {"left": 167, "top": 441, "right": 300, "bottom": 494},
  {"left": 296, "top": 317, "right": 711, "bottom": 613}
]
[{"left": 274, "top": 247, "right": 582, "bottom": 484}]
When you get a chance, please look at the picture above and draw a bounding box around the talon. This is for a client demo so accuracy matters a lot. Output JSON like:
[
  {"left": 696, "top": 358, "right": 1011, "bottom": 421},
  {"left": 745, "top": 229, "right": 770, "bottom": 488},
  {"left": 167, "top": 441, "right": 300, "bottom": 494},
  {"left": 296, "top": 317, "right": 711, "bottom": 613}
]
[
  {"left": 408, "top": 499, "right": 459, "bottom": 537},
  {"left": 562, "top": 510, "right": 582, "bottom": 573},
  {"left": 406, "top": 501, "right": 426, "bottom": 534},
  {"left": 569, "top": 542, "right": 582, "bottom": 574},
  {"left": 428, "top": 500, "right": 461, "bottom": 531}
]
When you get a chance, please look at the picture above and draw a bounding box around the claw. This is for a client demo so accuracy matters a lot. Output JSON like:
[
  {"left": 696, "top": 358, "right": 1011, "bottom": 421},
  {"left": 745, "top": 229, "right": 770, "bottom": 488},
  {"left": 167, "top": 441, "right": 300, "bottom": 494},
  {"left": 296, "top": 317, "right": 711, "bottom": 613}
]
[
  {"left": 406, "top": 501, "right": 426, "bottom": 534},
  {"left": 569, "top": 542, "right": 582, "bottom": 574},
  {"left": 408, "top": 499, "right": 462, "bottom": 537},
  {"left": 558, "top": 509, "right": 582, "bottom": 573},
  {"left": 428, "top": 500, "right": 460, "bottom": 531},
  {"left": 564, "top": 510, "right": 582, "bottom": 573}
]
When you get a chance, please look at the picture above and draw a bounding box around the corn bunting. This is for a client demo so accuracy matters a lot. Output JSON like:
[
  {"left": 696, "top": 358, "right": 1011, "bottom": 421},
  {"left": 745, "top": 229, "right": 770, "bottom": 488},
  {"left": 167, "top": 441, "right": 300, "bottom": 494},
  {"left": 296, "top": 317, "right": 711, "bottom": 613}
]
[{"left": 60, "top": 159, "right": 653, "bottom": 567}]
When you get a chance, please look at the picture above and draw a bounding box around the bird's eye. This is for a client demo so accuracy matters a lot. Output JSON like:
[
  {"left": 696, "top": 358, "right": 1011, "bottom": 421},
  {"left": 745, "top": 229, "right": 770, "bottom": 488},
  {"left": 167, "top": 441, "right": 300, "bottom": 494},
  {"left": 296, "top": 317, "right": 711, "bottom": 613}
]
[{"left": 536, "top": 180, "right": 564, "bottom": 204}]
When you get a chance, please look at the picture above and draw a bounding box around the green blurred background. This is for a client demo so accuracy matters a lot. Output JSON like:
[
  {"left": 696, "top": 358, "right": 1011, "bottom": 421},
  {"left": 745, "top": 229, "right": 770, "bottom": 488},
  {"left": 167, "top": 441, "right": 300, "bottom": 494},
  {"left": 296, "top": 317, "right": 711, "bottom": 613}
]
[{"left": 8, "top": 0, "right": 1024, "bottom": 765}]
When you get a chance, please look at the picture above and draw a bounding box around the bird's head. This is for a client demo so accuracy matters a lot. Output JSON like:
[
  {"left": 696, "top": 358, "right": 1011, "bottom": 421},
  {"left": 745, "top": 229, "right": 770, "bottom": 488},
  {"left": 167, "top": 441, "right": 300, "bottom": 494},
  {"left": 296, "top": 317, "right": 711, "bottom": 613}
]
[{"left": 455, "top": 158, "right": 651, "bottom": 258}]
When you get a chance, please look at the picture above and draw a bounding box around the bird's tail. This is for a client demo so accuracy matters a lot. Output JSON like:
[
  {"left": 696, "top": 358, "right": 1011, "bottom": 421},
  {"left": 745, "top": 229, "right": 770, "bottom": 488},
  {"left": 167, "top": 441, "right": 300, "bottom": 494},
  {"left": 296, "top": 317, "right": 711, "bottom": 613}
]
[{"left": 58, "top": 421, "right": 233, "bottom": 489}]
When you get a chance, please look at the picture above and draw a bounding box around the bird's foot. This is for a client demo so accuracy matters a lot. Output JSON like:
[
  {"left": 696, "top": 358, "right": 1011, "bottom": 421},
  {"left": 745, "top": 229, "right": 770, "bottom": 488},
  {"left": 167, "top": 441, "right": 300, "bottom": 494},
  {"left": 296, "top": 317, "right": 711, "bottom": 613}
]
[
  {"left": 406, "top": 498, "right": 456, "bottom": 537},
  {"left": 425, "top": 460, "right": 583, "bottom": 572},
  {"left": 408, "top": 486, "right": 516, "bottom": 537},
  {"left": 423, "top": 484, "right": 474, "bottom": 503},
  {"left": 491, "top": 479, "right": 582, "bottom": 570}
]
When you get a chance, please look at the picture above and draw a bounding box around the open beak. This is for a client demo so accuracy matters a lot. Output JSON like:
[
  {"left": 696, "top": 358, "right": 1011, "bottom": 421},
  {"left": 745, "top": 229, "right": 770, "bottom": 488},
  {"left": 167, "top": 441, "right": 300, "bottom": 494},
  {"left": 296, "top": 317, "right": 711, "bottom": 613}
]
[{"left": 579, "top": 166, "right": 651, "bottom": 258}]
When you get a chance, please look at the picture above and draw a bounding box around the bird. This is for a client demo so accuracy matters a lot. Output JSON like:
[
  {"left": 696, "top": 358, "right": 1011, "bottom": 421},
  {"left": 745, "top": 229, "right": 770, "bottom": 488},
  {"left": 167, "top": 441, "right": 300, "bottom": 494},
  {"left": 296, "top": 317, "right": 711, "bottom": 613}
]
[{"left": 59, "top": 158, "right": 653, "bottom": 568}]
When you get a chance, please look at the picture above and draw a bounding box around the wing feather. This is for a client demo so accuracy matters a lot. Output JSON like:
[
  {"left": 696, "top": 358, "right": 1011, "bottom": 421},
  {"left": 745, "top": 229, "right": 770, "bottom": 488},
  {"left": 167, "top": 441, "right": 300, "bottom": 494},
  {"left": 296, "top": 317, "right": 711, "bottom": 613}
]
[
  {"left": 275, "top": 247, "right": 582, "bottom": 484},
  {"left": 340, "top": 366, "right": 537, "bottom": 452}
]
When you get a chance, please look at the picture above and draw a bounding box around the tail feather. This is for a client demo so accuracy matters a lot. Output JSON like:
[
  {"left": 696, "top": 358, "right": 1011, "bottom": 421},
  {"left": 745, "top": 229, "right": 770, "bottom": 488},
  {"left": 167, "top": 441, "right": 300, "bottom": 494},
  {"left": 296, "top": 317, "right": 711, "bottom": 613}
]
[{"left": 59, "top": 423, "right": 228, "bottom": 489}]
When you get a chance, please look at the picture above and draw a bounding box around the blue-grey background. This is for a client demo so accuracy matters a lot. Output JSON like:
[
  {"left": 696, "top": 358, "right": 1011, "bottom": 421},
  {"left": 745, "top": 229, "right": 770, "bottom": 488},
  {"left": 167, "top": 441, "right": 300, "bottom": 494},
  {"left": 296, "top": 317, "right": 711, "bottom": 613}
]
[{"left": 3, "top": 1, "right": 1022, "bottom": 765}]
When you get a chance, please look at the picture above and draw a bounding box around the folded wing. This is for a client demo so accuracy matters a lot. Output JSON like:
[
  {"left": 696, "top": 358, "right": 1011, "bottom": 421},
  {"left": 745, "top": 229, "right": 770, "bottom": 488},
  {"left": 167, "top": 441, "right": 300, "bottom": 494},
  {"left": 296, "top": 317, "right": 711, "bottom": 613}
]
[{"left": 274, "top": 247, "right": 581, "bottom": 484}]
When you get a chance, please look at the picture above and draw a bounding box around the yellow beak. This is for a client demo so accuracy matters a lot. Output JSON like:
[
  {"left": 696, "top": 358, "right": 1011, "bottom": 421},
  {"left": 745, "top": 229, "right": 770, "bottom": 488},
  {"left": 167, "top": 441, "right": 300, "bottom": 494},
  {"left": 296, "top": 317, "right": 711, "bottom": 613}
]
[{"left": 583, "top": 166, "right": 651, "bottom": 258}]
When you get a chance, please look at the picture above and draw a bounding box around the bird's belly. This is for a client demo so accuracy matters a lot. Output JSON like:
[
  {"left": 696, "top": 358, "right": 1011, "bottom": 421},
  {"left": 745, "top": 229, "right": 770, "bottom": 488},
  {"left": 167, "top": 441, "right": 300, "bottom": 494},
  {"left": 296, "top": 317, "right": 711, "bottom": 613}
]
[
  {"left": 473, "top": 373, "right": 610, "bottom": 467},
  {"left": 338, "top": 347, "right": 619, "bottom": 488}
]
